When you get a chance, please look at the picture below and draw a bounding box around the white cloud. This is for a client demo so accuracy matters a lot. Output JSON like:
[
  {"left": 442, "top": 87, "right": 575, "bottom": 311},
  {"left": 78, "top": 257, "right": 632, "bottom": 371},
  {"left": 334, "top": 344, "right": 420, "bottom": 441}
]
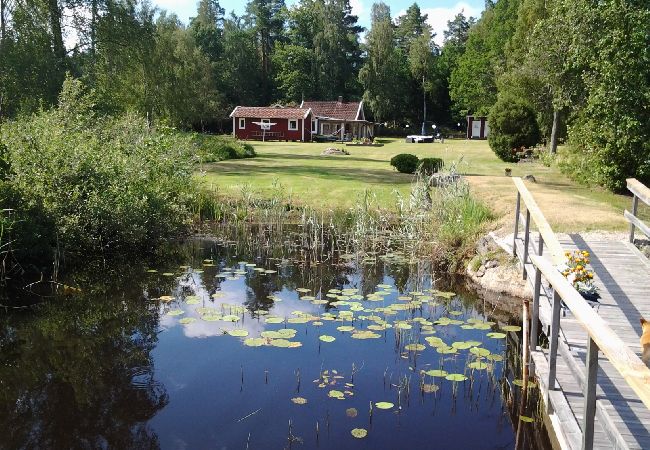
[
  {"left": 422, "top": 2, "right": 481, "bottom": 46},
  {"left": 350, "top": 0, "right": 365, "bottom": 19}
]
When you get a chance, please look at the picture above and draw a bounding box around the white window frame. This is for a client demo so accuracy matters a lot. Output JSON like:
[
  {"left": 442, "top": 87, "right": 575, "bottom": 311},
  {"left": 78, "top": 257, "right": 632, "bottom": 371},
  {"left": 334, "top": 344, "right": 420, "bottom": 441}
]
[
  {"left": 311, "top": 120, "right": 317, "bottom": 133},
  {"left": 238, "top": 118, "right": 245, "bottom": 129},
  {"left": 288, "top": 119, "right": 298, "bottom": 131},
  {"left": 261, "top": 118, "right": 270, "bottom": 124}
]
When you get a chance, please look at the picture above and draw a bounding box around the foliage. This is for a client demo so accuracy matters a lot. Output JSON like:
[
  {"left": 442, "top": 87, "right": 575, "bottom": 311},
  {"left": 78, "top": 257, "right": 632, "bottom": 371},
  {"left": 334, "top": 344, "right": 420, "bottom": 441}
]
[
  {"left": 0, "top": 77, "right": 197, "bottom": 255},
  {"left": 417, "top": 158, "right": 444, "bottom": 175},
  {"left": 488, "top": 96, "right": 540, "bottom": 162},
  {"left": 194, "top": 135, "right": 257, "bottom": 162},
  {"left": 390, "top": 154, "right": 419, "bottom": 174}
]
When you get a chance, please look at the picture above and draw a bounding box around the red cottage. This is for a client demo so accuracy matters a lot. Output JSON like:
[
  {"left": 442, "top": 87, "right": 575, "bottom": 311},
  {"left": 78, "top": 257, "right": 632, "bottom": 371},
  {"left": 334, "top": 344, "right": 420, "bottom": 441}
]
[{"left": 229, "top": 106, "right": 313, "bottom": 142}]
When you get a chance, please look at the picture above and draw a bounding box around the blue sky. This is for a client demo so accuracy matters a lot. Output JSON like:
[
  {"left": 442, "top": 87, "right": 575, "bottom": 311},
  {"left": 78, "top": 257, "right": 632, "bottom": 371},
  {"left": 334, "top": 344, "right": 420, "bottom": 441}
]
[{"left": 152, "top": 0, "right": 484, "bottom": 45}]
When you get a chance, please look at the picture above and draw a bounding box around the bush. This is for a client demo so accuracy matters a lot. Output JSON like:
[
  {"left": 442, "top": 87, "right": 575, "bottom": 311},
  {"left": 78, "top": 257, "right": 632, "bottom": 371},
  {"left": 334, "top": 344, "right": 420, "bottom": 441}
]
[
  {"left": 390, "top": 154, "right": 419, "bottom": 174},
  {"left": 0, "top": 77, "right": 197, "bottom": 256},
  {"left": 417, "top": 158, "right": 444, "bottom": 176},
  {"left": 488, "top": 96, "right": 540, "bottom": 162},
  {"left": 194, "top": 135, "right": 256, "bottom": 162}
]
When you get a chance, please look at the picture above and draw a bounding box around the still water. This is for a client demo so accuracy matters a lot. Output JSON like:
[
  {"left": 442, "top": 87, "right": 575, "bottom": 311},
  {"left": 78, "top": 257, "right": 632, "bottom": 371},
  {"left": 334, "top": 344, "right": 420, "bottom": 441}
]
[{"left": 0, "top": 228, "right": 550, "bottom": 449}]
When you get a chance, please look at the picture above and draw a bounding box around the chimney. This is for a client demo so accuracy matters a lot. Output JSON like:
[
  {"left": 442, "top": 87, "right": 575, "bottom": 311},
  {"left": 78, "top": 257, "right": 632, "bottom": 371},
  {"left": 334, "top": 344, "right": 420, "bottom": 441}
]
[{"left": 338, "top": 96, "right": 343, "bottom": 103}]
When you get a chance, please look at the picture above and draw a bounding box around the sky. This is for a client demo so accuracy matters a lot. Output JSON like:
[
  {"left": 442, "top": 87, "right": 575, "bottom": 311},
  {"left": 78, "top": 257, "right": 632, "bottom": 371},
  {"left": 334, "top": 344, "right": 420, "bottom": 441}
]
[{"left": 152, "top": 0, "right": 484, "bottom": 46}]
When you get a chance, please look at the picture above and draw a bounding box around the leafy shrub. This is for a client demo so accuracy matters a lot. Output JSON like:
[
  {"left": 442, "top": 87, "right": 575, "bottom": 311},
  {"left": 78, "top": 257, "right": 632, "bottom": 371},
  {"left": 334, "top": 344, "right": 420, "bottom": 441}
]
[
  {"left": 0, "top": 77, "right": 197, "bottom": 256},
  {"left": 417, "top": 158, "right": 444, "bottom": 176},
  {"left": 194, "top": 135, "right": 256, "bottom": 162},
  {"left": 488, "top": 96, "right": 540, "bottom": 162},
  {"left": 390, "top": 154, "right": 419, "bottom": 174}
]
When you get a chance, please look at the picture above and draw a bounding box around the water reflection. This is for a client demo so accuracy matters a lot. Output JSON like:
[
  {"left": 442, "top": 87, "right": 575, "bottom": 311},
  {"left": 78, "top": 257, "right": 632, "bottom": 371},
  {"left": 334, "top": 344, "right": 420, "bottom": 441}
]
[{"left": 0, "top": 226, "right": 552, "bottom": 449}]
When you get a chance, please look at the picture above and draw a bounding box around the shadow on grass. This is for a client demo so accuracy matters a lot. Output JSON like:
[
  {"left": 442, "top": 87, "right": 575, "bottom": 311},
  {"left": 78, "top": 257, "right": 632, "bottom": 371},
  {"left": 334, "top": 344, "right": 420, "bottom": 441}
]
[
  {"left": 257, "top": 152, "right": 388, "bottom": 164},
  {"left": 206, "top": 162, "right": 414, "bottom": 185}
]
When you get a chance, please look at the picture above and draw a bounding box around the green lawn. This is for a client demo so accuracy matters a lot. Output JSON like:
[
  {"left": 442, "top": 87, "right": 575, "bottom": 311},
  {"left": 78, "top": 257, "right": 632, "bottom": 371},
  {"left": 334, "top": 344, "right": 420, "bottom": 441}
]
[{"left": 200, "top": 137, "right": 635, "bottom": 232}]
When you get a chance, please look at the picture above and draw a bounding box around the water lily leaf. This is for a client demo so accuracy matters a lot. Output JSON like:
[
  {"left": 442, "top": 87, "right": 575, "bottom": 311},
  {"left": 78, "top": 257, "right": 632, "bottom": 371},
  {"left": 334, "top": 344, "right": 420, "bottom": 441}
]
[
  {"left": 211, "top": 292, "right": 225, "bottom": 298},
  {"left": 351, "top": 428, "right": 367, "bottom": 439},
  {"left": 291, "top": 397, "right": 307, "bottom": 405},
  {"left": 162, "top": 273, "right": 175, "bottom": 277},
  {"left": 337, "top": 326, "right": 355, "bottom": 332},
  {"left": 346, "top": 408, "right": 358, "bottom": 418},
  {"left": 449, "top": 310, "right": 463, "bottom": 316},
  {"left": 185, "top": 295, "right": 200, "bottom": 305},
  {"left": 519, "top": 415, "right": 535, "bottom": 423},
  {"left": 404, "top": 343, "right": 425, "bottom": 351},
  {"left": 487, "top": 354, "right": 504, "bottom": 362},
  {"left": 300, "top": 296, "right": 316, "bottom": 301},
  {"left": 328, "top": 390, "right": 345, "bottom": 399},
  {"left": 424, "top": 369, "right": 448, "bottom": 377},
  {"left": 287, "top": 317, "right": 309, "bottom": 324},
  {"left": 445, "top": 374, "right": 468, "bottom": 382},
  {"left": 159, "top": 295, "right": 174, "bottom": 303},
  {"left": 452, "top": 341, "right": 473, "bottom": 350},
  {"left": 351, "top": 331, "right": 380, "bottom": 339},
  {"left": 319, "top": 335, "right": 336, "bottom": 343},
  {"left": 265, "top": 317, "right": 284, "bottom": 324},
  {"left": 501, "top": 325, "right": 522, "bottom": 332},
  {"left": 374, "top": 402, "right": 394, "bottom": 410},
  {"left": 167, "top": 309, "right": 184, "bottom": 316},
  {"left": 179, "top": 317, "right": 196, "bottom": 325},
  {"left": 422, "top": 383, "right": 439, "bottom": 393},
  {"left": 244, "top": 338, "right": 265, "bottom": 347},
  {"left": 222, "top": 315, "right": 240, "bottom": 322},
  {"left": 468, "top": 361, "right": 488, "bottom": 370},
  {"left": 473, "top": 323, "right": 493, "bottom": 330},
  {"left": 487, "top": 332, "right": 507, "bottom": 339},
  {"left": 202, "top": 314, "right": 222, "bottom": 322},
  {"left": 296, "top": 288, "right": 311, "bottom": 293},
  {"left": 228, "top": 329, "right": 249, "bottom": 337},
  {"left": 146, "top": 269, "right": 158, "bottom": 273},
  {"left": 395, "top": 322, "right": 412, "bottom": 330},
  {"left": 270, "top": 339, "right": 292, "bottom": 348},
  {"left": 470, "top": 347, "right": 491, "bottom": 357}
]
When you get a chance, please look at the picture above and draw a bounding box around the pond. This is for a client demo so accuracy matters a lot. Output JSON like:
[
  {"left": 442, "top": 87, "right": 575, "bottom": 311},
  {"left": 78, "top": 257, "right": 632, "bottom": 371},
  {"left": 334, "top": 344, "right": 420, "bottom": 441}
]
[{"left": 0, "top": 226, "right": 551, "bottom": 449}]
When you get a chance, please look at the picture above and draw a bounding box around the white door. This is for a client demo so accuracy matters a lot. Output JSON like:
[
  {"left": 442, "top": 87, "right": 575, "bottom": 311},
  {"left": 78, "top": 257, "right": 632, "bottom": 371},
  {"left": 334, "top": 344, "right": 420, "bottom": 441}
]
[
  {"left": 483, "top": 121, "right": 490, "bottom": 137},
  {"left": 472, "top": 120, "right": 481, "bottom": 138}
]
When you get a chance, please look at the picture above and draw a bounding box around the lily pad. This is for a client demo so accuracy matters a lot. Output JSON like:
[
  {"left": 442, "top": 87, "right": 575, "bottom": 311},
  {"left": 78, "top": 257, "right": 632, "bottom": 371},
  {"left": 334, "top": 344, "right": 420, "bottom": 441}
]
[
  {"left": 291, "top": 397, "right": 308, "bottom": 405},
  {"left": 445, "top": 374, "right": 468, "bottom": 382},
  {"left": 319, "top": 335, "right": 336, "bottom": 343},
  {"left": 167, "top": 309, "right": 184, "bottom": 316},
  {"left": 179, "top": 317, "right": 197, "bottom": 325},
  {"left": 222, "top": 315, "right": 241, "bottom": 322},
  {"left": 424, "top": 369, "right": 448, "bottom": 377},
  {"left": 351, "top": 428, "right": 368, "bottom": 439},
  {"left": 468, "top": 361, "right": 488, "bottom": 370},
  {"left": 328, "top": 390, "right": 345, "bottom": 399},
  {"left": 336, "top": 326, "right": 355, "bottom": 332},
  {"left": 404, "top": 343, "right": 426, "bottom": 351},
  {"left": 470, "top": 347, "right": 491, "bottom": 357},
  {"left": 487, "top": 332, "right": 507, "bottom": 339},
  {"left": 351, "top": 331, "right": 380, "bottom": 339},
  {"left": 374, "top": 401, "right": 394, "bottom": 410},
  {"left": 346, "top": 407, "right": 358, "bottom": 418},
  {"left": 228, "top": 329, "right": 249, "bottom": 337},
  {"left": 422, "top": 383, "right": 439, "bottom": 393},
  {"left": 185, "top": 295, "right": 200, "bottom": 305},
  {"left": 244, "top": 338, "right": 265, "bottom": 347},
  {"left": 501, "top": 325, "right": 522, "bottom": 332},
  {"left": 519, "top": 415, "right": 535, "bottom": 423}
]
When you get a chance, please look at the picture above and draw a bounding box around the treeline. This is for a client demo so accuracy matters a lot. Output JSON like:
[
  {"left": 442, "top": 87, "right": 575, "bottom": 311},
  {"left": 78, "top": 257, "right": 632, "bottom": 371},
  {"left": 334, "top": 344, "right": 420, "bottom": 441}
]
[
  {"left": 448, "top": 0, "right": 649, "bottom": 191},
  {"left": 0, "top": 0, "right": 648, "bottom": 190},
  {"left": 0, "top": 0, "right": 471, "bottom": 130}
]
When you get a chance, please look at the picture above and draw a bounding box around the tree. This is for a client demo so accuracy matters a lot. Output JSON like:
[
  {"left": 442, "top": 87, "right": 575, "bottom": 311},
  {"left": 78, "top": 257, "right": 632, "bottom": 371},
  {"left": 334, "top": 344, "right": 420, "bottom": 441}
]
[
  {"left": 273, "top": 43, "right": 316, "bottom": 103},
  {"left": 190, "top": 0, "right": 225, "bottom": 61},
  {"left": 488, "top": 95, "right": 540, "bottom": 162},
  {"left": 359, "top": 3, "right": 407, "bottom": 122},
  {"left": 395, "top": 3, "right": 430, "bottom": 52}
]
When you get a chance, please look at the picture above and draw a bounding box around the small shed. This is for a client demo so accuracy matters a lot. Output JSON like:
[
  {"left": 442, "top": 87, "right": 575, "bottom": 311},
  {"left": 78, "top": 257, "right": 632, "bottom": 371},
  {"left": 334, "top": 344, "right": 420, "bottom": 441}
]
[
  {"left": 229, "top": 106, "right": 313, "bottom": 142},
  {"left": 467, "top": 116, "right": 489, "bottom": 139}
]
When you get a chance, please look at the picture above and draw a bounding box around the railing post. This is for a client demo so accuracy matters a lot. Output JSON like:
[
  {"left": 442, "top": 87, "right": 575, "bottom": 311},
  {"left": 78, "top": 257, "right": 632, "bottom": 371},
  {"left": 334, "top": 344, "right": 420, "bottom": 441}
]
[
  {"left": 522, "top": 210, "right": 531, "bottom": 279},
  {"left": 547, "top": 290, "right": 561, "bottom": 411},
  {"left": 530, "top": 235, "right": 544, "bottom": 352},
  {"left": 582, "top": 337, "right": 598, "bottom": 450},
  {"left": 513, "top": 192, "right": 521, "bottom": 256},
  {"left": 629, "top": 195, "right": 639, "bottom": 243}
]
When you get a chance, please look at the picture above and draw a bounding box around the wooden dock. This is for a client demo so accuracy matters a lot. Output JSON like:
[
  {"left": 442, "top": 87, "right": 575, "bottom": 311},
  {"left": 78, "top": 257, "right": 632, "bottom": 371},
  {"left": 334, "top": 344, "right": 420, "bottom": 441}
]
[{"left": 511, "top": 177, "right": 650, "bottom": 450}]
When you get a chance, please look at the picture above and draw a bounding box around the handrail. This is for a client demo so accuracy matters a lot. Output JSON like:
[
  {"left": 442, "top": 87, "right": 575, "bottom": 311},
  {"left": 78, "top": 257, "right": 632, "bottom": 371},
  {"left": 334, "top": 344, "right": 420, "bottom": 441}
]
[
  {"left": 512, "top": 177, "right": 565, "bottom": 265},
  {"left": 625, "top": 178, "right": 650, "bottom": 242},
  {"left": 531, "top": 254, "right": 650, "bottom": 409}
]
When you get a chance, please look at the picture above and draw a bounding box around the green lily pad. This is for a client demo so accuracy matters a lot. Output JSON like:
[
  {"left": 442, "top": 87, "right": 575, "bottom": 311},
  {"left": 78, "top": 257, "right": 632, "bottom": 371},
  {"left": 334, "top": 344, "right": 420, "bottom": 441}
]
[
  {"left": 452, "top": 341, "right": 473, "bottom": 350},
  {"left": 374, "top": 401, "right": 394, "bottom": 410},
  {"left": 179, "top": 317, "right": 196, "bottom": 325},
  {"left": 422, "top": 383, "right": 439, "bottom": 393},
  {"left": 424, "top": 369, "right": 448, "bottom": 377},
  {"left": 351, "top": 428, "right": 368, "bottom": 439},
  {"left": 328, "top": 390, "right": 345, "bottom": 399},
  {"left": 519, "top": 415, "right": 535, "bottom": 423},
  {"left": 337, "top": 326, "right": 355, "bottom": 332},
  {"left": 404, "top": 343, "right": 426, "bottom": 351},
  {"left": 445, "top": 374, "right": 468, "bottom": 382},
  {"left": 468, "top": 361, "right": 488, "bottom": 370},
  {"left": 351, "top": 331, "right": 380, "bottom": 339},
  {"left": 319, "top": 335, "right": 336, "bottom": 343},
  {"left": 222, "top": 315, "right": 240, "bottom": 322},
  {"left": 346, "top": 407, "right": 358, "bottom": 418},
  {"left": 167, "top": 309, "right": 184, "bottom": 316},
  {"left": 244, "top": 338, "right": 265, "bottom": 347},
  {"left": 501, "top": 325, "right": 522, "bottom": 332},
  {"left": 470, "top": 347, "right": 491, "bottom": 357},
  {"left": 228, "top": 329, "right": 249, "bottom": 337},
  {"left": 185, "top": 295, "right": 200, "bottom": 305},
  {"left": 487, "top": 332, "right": 507, "bottom": 339},
  {"left": 265, "top": 317, "right": 284, "bottom": 324},
  {"left": 291, "top": 397, "right": 307, "bottom": 405}
]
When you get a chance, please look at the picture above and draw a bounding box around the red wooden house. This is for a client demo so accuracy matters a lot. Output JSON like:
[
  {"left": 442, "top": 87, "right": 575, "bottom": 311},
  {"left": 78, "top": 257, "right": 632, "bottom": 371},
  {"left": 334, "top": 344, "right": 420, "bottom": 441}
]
[{"left": 229, "top": 106, "right": 313, "bottom": 142}]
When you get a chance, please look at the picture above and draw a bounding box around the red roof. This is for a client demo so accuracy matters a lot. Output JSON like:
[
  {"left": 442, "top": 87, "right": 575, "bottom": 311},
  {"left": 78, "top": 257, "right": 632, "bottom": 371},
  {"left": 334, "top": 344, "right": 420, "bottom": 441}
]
[
  {"left": 301, "top": 100, "right": 363, "bottom": 121},
  {"left": 229, "top": 106, "right": 311, "bottom": 119}
]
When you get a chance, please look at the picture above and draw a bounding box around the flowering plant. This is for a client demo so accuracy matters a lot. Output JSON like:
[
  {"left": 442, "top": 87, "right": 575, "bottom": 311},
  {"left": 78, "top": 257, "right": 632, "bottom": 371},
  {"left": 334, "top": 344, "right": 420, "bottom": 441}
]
[{"left": 557, "top": 250, "right": 599, "bottom": 297}]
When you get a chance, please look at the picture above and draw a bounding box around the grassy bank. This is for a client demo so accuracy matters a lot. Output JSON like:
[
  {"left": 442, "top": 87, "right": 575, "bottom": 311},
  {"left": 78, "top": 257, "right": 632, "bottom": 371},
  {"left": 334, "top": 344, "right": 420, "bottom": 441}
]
[{"left": 202, "top": 138, "right": 632, "bottom": 233}]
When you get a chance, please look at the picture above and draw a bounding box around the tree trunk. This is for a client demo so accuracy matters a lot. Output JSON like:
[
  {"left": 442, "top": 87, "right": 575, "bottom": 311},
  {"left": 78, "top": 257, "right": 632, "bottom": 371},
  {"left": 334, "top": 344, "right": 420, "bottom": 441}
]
[
  {"left": 549, "top": 108, "right": 560, "bottom": 154},
  {"left": 1, "top": 0, "right": 6, "bottom": 43},
  {"left": 47, "top": 0, "right": 66, "bottom": 73}
]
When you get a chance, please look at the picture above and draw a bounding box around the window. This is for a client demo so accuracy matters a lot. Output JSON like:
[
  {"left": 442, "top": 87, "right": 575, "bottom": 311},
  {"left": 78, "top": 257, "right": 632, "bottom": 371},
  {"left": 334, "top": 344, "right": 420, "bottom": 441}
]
[
  {"left": 288, "top": 119, "right": 298, "bottom": 131},
  {"left": 261, "top": 118, "right": 270, "bottom": 124},
  {"left": 311, "top": 120, "right": 317, "bottom": 133},
  {"left": 238, "top": 118, "right": 245, "bottom": 129}
]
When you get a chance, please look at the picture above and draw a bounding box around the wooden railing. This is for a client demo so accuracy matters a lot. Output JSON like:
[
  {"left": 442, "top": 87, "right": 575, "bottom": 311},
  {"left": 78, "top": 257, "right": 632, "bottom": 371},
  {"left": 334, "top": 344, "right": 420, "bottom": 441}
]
[
  {"left": 512, "top": 177, "right": 650, "bottom": 450},
  {"left": 625, "top": 178, "right": 650, "bottom": 243}
]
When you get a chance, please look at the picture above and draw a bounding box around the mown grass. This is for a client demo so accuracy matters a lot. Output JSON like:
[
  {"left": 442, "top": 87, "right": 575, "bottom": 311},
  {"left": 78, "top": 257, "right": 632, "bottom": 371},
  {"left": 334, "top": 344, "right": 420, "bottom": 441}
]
[{"left": 200, "top": 137, "right": 634, "bottom": 232}]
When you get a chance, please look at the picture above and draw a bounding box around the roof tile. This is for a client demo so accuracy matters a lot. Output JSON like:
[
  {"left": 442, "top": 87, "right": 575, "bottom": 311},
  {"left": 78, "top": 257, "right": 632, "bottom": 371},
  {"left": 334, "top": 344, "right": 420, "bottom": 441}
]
[
  {"left": 230, "top": 106, "right": 311, "bottom": 119},
  {"left": 302, "top": 100, "right": 361, "bottom": 121}
]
